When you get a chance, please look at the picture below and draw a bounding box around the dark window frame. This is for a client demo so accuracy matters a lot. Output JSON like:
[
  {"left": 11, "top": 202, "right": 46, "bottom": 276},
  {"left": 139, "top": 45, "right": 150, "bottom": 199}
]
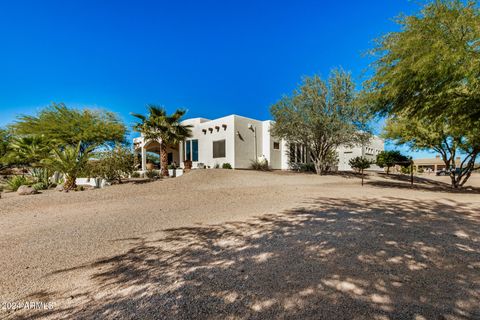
[
  {"left": 213, "top": 139, "right": 226, "bottom": 158},
  {"left": 185, "top": 140, "right": 191, "bottom": 161},
  {"left": 192, "top": 139, "right": 198, "bottom": 161}
]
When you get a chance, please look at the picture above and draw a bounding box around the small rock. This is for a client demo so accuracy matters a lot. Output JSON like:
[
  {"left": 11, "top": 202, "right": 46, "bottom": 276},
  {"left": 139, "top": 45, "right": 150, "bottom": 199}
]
[
  {"left": 55, "top": 184, "right": 64, "bottom": 192},
  {"left": 17, "top": 185, "right": 38, "bottom": 196}
]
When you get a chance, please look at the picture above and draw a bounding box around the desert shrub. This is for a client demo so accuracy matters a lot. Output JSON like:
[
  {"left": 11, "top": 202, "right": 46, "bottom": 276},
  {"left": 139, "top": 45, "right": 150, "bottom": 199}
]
[
  {"left": 400, "top": 165, "right": 416, "bottom": 175},
  {"left": 222, "top": 163, "right": 232, "bottom": 169},
  {"left": 6, "top": 175, "right": 31, "bottom": 191},
  {"left": 417, "top": 167, "right": 424, "bottom": 174},
  {"left": 32, "top": 182, "right": 49, "bottom": 191},
  {"left": 131, "top": 171, "right": 140, "bottom": 178},
  {"left": 86, "top": 146, "right": 135, "bottom": 183},
  {"left": 145, "top": 169, "right": 160, "bottom": 179},
  {"left": 75, "top": 185, "right": 85, "bottom": 191},
  {"left": 29, "top": 168, "right": 52, "bottom": 187},
  {"left": 250, "top": 159, "right": 270, "bottom": 171}
]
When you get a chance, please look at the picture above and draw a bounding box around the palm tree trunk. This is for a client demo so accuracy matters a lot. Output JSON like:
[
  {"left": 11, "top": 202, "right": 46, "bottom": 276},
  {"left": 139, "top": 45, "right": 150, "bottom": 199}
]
[
  {"left": 64, "top": 174, "right": 77, "bottom": 191},
  {"left": 160, "top": 143, "right": 169, "bottom": 177}
]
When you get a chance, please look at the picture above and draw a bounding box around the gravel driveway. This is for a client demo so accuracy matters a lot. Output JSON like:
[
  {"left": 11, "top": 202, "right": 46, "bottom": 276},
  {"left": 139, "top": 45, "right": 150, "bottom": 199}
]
[{"left": 1, "top": 171, "right": 479, "bottom": 319}]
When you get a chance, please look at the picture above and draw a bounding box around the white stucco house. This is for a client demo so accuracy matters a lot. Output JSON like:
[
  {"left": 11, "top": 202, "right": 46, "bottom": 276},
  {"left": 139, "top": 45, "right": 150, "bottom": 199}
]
[{"left": 133, "top": 114, "right": 384, "bottom": 171}]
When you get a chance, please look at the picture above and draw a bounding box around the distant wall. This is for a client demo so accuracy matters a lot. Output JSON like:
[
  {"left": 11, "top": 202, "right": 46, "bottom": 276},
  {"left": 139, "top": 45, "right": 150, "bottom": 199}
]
[
  {"left": 337, "top": 136, "right": 384, "bottom": 171},
  {"left": 233, "top": 116, "right": 264, "bottom": 169}
]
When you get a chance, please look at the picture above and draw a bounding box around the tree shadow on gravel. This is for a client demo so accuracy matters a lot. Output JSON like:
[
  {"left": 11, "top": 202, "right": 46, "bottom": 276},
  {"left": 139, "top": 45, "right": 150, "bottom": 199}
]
[
  {"left": 367, "top": 173, "right": 480, "bottom": 194},
  {"left": 17, "top": 197, "right": 480, "bottom": 320}
]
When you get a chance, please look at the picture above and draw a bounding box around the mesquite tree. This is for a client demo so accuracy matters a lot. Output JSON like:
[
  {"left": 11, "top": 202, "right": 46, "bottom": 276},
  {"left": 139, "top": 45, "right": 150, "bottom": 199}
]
[
  {"left": 363, "top": 0, "right": 480, "bottom": 188},
  {"left": 12, "top": 103, "right": 126, "bottom": 190},
  {"left": 271, "top": 70, "right": 371, "bottom": 175},
  {"left": 376, "top": 150, "right": 410, "bottom": 175},
  {"left": 384, "top": 115, "right": 479, "bottom": 188}
]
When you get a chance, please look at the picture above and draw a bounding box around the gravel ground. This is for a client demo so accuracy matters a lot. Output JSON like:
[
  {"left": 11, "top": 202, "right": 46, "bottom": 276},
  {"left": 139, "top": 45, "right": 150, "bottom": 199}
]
[{"left": 0, "top": 170, "right": 479, "bottom": 319}]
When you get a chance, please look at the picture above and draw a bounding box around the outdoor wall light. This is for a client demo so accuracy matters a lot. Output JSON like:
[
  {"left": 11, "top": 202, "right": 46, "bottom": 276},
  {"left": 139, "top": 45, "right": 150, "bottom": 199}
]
[{"left": 236, "top": 131, "right": 244, "bottom": 141}]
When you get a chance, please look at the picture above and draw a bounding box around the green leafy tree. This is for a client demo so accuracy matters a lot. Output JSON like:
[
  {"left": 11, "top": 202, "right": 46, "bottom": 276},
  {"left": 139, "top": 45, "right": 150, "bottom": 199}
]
[
  {"left": 132, "top": 105, "right": 192, "bottom": 177},
  {"left": 271, "top": 70, "right": 371, "bottom": 175},
  {"left": 383, "top": 115, "right": 479, "bottom": 188},
  {"left": 13, "top": 103, "right": 126, "bottom": 151},
  {"left": 86, "top": 145, "right": 135, "bottom": 183},
  {"left": 362, "top": 0, "right": 480, "bottom": 188},
  {"left": 11, "top": 103, "right": 126, "bottom": 190},
  {"left": 0, "top": 128, "right": 11, "bottom": 169},
  {"left": 376, "top": 150, "right": 410, "bottom": 175},
  {"left": 364, "top": 0, "right": 480, "bottom": 125},
  {"left": 349, "top": 156, "right": 372, "bottom": 186}
]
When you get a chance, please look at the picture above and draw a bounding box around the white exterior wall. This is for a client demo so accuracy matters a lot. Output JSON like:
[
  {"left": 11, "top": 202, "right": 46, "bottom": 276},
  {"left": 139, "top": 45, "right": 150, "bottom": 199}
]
[
  {"left": 363, "top": 136, "right": 384, "bottom": 170},
  {"left": 280, "top": 140, "right": 290, "bottom": 170},
  {"left": 181, "top": 116, "right": 236, "bottom": 169},
  {"left": 337, "top": 136, "right": 384, "bottom": 171},
  {"left": 261, "top": 120, "right": 282, "bottom": 169},
  {"left": 233, "top": 116, "right": 264, "bottom": 168}
]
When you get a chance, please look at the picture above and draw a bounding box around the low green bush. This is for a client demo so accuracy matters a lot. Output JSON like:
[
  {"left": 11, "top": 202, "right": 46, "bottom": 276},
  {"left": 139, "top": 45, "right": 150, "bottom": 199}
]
[
  {"left": 6, "top": 175, "right": 31, "bottom": 191},
  {"left": 222, "top": 163, "right": 232, "bottom": 169},
  {"left": 400, "top": 165, "right": 416, "bottom": 174},
  {"left": 32, "top": 182, "right": 49, "bottom": 191},
  {"left": 131, "top": 172, "right": 141, "bottom": 178},
  {"left": 145, "top": 169, "right": 160, "bottom": 179}
]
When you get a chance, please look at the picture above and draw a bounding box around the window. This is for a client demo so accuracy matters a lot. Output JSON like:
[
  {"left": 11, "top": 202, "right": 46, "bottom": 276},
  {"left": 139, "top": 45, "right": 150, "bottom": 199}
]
[
  {"left": 273, "top": 141, "right": 280, "bottom": 150},
  {"left": 213, "top": 139, "right": 226, "bottom": 158},
  {"left": 185, "top": 139, "right": 199, "bottom": 161},
  {"left": 185, "top": 141, "right": 191, "bottom": 161},
  {"left": 192, "top": 140, "right": 198, "bottom": 161}
]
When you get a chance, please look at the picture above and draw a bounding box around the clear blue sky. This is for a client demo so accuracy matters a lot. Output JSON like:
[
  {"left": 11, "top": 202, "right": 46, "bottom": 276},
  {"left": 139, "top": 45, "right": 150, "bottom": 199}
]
[{"left": 0, "top": 0, "right": 436, "bottom": 159}]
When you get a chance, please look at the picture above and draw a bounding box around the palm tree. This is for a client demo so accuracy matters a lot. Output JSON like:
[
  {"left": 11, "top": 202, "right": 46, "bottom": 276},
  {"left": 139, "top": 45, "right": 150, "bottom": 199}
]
[
  {"left": 42, "top": 142, "right": 92, "bottom": 191},
  {"left": 131, "top": 105, "right": 192, "bottom": 177},
  {"left": 3, "top": 135, "right": 51, "bottom": 170}
]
